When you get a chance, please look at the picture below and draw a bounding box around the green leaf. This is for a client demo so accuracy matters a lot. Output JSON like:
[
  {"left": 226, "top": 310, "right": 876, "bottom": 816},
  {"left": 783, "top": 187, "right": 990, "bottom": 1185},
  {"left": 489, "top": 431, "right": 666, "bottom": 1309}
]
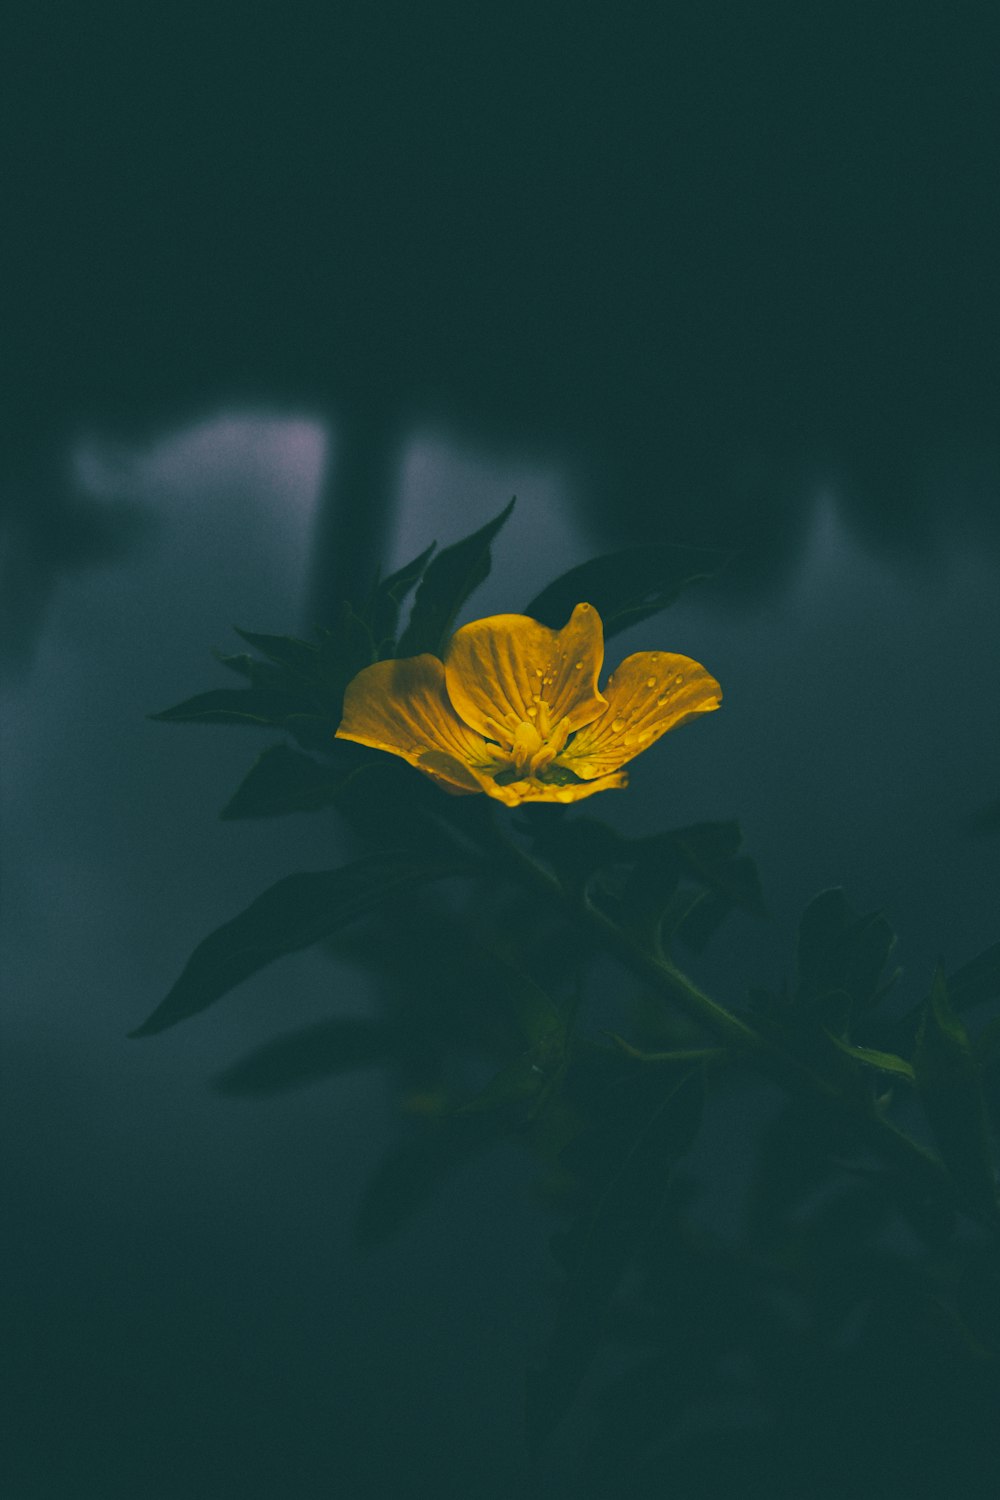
[
  {"left": 608, "top": 1035, "right": 727, "bottom": 1066},
  {"left": 823, "top": 1031, "right": 916, "bottom": 1083},
  {"left": 219, "top": 744, "right": 373, "bottom": 820},
  {"left": 314, "top": 602, "right": 379, "bottom": 709},
  {"left": 948, "top": 941, "right": 1000, "bottom": 1014},
  {"left": 396, "top": 497, "right": 516, "bottom": 657},
  {"left": 150, "top": 687, "right": 313, "bottom": 727},
  {"left": 130, "top": 855, "right": 462, "bottom": 1038},
  {"left": 523, "top": 542, "right": 731, "bottom": 639},
  {"left": 913, "top": 968, "right": 998, "bottom": 1223},
  {"left": 455, "top": 1044, "right": 559, "bottom": 1118},
  {"left": 233, "top": 629, "right": 320, "bottom": 680},
  {"left": 367, "top": 542, "right": 437, "bottom": 648},
  {"left": 795, "top": 889, "right": 897, "bottom": 1020},
  {"left": 526, "top": 1059, "right": 704, "bottom": 1451},
  {"left": 212, "top": 1017, "right": 393, "bottom": 1095}
]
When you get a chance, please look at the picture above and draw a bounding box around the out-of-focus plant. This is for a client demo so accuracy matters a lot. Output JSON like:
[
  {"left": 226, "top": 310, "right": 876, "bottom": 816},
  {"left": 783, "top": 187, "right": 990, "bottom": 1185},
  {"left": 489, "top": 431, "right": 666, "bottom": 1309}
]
[{"left": 136, "top": 501, "right": 1000, "bottom": 1497}]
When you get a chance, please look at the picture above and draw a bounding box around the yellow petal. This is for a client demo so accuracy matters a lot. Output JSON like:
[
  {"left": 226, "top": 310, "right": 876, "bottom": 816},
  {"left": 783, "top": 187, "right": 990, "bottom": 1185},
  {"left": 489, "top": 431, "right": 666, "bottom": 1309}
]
[
  {"left": 336, "top": 655, "right": 496, "bottom": 771},
  {"left": 444, "top": 603, "right": 606, "bottom": 745},
  {"left": 416, "top": 750, "right": 521, "bottom": 803},
  {"left": 559, "top": 652, "right": 721, "bottom": 779},
  {"left": 499, "top": 770, "right": 630, "bottom": 805}
]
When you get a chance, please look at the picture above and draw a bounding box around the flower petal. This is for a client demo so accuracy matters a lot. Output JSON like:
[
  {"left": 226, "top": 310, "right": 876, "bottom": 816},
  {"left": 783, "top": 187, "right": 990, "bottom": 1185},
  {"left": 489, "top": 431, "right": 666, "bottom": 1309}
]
[
  {"left": 336, "top": 655, "right": 497, "bottom": 771},
  {"left": 416, "top": 750, "right": 528, "bottom": 804},
  {"left": 500, "top": 771, "right": 629, "bottom": 805},
  {"left": 444, "top": 603, "right": 606, "bottom": 745},
  {"left": 559, "top": 652, "right": 721, "bottom": 778}
]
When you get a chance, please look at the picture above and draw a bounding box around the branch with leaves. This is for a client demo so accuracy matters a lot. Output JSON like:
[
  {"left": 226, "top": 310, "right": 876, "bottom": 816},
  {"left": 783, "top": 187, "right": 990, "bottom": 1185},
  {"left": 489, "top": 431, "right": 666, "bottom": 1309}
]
[{"left": 137, "top": 501, "right": 1000, "bottom": 1496}]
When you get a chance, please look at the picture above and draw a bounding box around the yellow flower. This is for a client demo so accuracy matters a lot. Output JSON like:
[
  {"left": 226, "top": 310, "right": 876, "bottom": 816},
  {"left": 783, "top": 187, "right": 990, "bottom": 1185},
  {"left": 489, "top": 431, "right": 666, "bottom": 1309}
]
[{"left": 335, "top": 603, "right": 721, "bottom": 807}]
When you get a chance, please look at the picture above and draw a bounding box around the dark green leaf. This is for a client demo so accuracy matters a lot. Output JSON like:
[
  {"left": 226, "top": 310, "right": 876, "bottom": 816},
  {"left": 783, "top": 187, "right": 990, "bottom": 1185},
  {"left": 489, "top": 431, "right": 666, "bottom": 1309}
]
[
  {"left": 233, "top": 629, "right": 319, "bottom": 680},
  {"left": 396, "top": 497, "right": 516, "bottom": 657},
  {"left": 213, "top": 1017, "right": 393, "bottom": 1095},
  {"left": 914, "top": 968, "right": 998, "bottom": 1223},
  {"left": 949, "top": 941, "right": 1000, "bottom": 1014},
  {"left": 796, "top": 889, "right": 897, "bottom": 1020},
  {"left": 219, "top": 743, "right": 373, "bottom": 820},
  {"left": 130, "top": 855, "right": 462, "bottom": 1038},
  {"left": 455, "top": 1045, "right": 558, "bottom": 1117},
  {"left": 526, "top": 1060, "right": 704, "bottom": 1450},
  {"left": 367, "top": 542, "right": 437, "bottom": 648},
  {"left": 150, "top": 687, "right": 313, "bottom": 727},
  {"left": 824, "top": 1031, "right": 916, "bottom": 1083},
  {"left": 523, "top": 542, "right": 731, "bottom": 639},
  {"left": 314, "top": 602, "right": 378, "bottom": 705}
]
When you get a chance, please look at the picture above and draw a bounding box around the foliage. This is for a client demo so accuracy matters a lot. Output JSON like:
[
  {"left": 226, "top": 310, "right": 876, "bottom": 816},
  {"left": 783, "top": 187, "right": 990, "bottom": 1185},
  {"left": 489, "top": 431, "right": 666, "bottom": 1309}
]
[{"left": 140, "top": 501, "right": 1000, "bottom": 1496}]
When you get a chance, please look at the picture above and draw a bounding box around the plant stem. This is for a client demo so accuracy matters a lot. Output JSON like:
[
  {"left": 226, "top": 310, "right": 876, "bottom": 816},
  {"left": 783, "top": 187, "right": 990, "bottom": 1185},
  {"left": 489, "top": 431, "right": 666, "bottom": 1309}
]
[{"left": 485, "top": 815, "right": 993, "bottom": 1230}]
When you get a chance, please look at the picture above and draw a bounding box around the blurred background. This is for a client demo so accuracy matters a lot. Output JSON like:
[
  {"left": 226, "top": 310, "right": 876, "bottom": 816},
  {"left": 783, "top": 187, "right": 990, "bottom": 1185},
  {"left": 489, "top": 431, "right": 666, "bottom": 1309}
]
[{"left": 2, "top": 5, "right": 999, "bottom": 1496}]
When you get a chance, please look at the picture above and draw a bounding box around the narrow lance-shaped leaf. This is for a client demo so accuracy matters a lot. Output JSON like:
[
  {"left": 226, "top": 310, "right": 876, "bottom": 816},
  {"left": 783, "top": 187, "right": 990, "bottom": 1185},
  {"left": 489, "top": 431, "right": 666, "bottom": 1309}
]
[
  {"left": 397, "top": 497, "right": 516, "bottom": 657},
  {"left": 233, "top": 629, "right": 320, "bottom": 680},
  {"left": 948, "top": 940, "right": 1000, "bottom": 1015},
  {"left": 913, "top": 967, "right": 998, "bottom": 1223},
  {"left": 149, "top": 687, "right": 314, "bottom": 728},
  {"left": 523, "top": 542, "right": 731, "bottom": 639},
  {"left": 213, "top": 1017, "right": 394, "bottom": 1096},
  {"left": 366, "top": 541, "right": 437, "bottom": 649},
  {"left": 823, "top": 1030, "right": 916, "bottom": 1083},
  {"left": 130, "top": 855, "right": 463, "bottom": 1038},
  {"left": 219, "top": 744, "right": 374, "bottom": 820}
]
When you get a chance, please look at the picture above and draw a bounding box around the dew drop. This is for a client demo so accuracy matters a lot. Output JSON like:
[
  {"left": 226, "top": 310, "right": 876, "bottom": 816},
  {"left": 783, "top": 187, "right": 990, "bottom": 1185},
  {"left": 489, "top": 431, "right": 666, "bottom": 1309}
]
[
  {"left": 611, "top": 715, "right": 626, "bottom": 732},
  {"left": 638, "top": 728, "right": 651, "bottom": 743},
  {"left": 656, "top": 694, "right": 668, "bottom": 706},
  {"left": 673, "top": 674, "right": 684, "bottom": 687},
  {"left": 535, "top": 667, "right": 544, "bottom": 678},
  {"left": 579, "top": 602, "right": 590, "bottom": 611},
  {"left": 650, "top": 653, "right": 659, "bottom": 662},
  {"left": 574, "top": 661, "right": 583, "bottom": 671},
  {"left": 645, "top": 676, "right": 656, "bottom": 688},
  {"left": 527, "top": 706, "right": 537, "bottom": 718}
]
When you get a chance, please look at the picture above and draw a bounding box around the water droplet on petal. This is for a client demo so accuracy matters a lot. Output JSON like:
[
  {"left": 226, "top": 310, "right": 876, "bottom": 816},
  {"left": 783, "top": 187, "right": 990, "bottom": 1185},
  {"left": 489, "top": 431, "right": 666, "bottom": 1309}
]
[
  {"left": 579, "top": 602, "right": 590, "bottom": 611},
  {"left": 656, "top": 694, "right": 668, "bottom": 706},
  {"left": 611, "top": 716, "right": 626, "bottom": 733},
  {"left": 650, "top": 653, "right": 659, "bottom": 662},
  {"left": 673, "top": 674, "right": 684, "bottom": 686},
  {"left": 645, "top": 676, "right": 656, "bottom": 688},
  {"left": 638, "top": 728, "right": 652, "bottom": 743},
  {"left": 574, "top": 661, "right": 583, "bottom": 671},
  {"left": 535, "top": 667, "right": 544, "bottom": 678},
  {"left": 527, "top": 706, "right": 537, "bottom": 718}
]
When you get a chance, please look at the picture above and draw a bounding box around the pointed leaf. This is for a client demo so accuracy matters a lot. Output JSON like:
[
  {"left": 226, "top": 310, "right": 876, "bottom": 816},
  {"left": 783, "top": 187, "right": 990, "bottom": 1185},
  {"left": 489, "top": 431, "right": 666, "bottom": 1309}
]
[
  {"left": 523, "top": 542, "right": 731, "bottom": 639},
  {"left": 396, "top": 497, "right": 516, "bottom": 657},
  {"left": 948, "top": 941, "right": 1000, "bottom": 1014},
  {"left": 233, "top": 629, "right": 320, "bottom": 680},
  {"left": 823, "top": 1031, "right": 916, "bottom": 1083},
  {"left": 150, "top": 687, "right": 313, "bottom": 727},
  {"left": 367, "top": 542, "right": 437, "bottom": 647},
  {"left": 796, "top": 889, "right": 896, "bottom": 1018},
  {"left": 213, "top": 1017, "right": 393, "bottom": 1095},
  {"left": 914, "top": 968, "right": 998, "bottom": 1222},
  {"left": 219, "top": 744, "right": 373, "bottom": 820},
  {"left": 130, "top": 855, "right": 462, "bottom": 1037}
]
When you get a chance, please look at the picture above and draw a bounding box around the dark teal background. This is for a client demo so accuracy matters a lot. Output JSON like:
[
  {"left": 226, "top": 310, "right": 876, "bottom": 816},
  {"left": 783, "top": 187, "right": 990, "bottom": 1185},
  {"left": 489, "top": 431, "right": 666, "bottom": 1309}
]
[{"left": 3, "top": 6, "right": 999, "bottom": 1496}]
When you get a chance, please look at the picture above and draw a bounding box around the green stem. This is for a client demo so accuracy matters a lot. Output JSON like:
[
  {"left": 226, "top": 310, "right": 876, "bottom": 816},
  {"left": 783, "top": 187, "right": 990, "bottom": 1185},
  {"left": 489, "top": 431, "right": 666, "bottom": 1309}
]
[{"left": 485, "top": 815, "right": 990, "bottom": 1229}]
